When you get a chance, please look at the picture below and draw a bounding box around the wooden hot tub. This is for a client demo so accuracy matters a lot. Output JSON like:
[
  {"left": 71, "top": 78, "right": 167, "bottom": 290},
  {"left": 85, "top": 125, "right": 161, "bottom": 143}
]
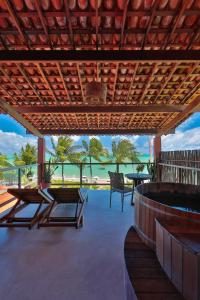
[{"left": 134, "top": 182, "right": 200, "bottom": 249}]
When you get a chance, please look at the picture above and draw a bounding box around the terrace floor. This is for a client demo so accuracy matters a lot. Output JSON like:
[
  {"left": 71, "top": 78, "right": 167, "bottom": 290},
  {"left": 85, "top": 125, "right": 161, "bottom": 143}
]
[{"left": 0, "top": 190, "right": 133, "bottom": 300}]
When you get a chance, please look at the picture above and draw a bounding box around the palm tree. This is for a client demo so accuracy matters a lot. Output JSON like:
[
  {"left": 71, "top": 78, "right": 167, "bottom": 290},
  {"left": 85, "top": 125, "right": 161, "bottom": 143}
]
[
  {"left": 0, "top": 154, "right": 12, "bottom": 168},
  {"left": 14, "top": 143, "right": 37, "bottom": 166},
  {"left": 81, "top": 138, "right": 108, "bottom": 180},
  {"left": 47, "top": 136, "right": 81, "bottom": 183},
  {"left": 111, "top": 139, "right": 140, "bottom": 171},
  {"left": 14, "top": 143, "right": 37, "bottom": 179},
  {"left": 0, "top": 154, "right": 13, "bottom": 181}
]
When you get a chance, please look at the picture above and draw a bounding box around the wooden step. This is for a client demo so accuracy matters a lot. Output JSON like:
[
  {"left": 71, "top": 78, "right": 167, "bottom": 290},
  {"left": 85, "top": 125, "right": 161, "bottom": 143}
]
[{"left": 124, "top": 227, "right": 184, "bottom": 300}]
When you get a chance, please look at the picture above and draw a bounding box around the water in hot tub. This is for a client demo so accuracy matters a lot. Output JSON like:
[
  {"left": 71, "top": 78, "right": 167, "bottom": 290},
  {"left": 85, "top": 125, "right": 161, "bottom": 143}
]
[{"left": 144, "top": 192, "right": 200, "bottom": 214}]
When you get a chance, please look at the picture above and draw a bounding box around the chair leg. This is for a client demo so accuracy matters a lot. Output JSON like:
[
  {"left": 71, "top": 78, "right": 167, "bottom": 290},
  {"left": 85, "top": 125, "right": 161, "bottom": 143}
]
[
  {"left": 110, "top": 190, "right": 112, "bottom": 208},
  {"left": 121, "top": 193, "right": 124, "bottom": 212},
  {"left": 131, "top": 190, "right": 134, "bottom": 205}
]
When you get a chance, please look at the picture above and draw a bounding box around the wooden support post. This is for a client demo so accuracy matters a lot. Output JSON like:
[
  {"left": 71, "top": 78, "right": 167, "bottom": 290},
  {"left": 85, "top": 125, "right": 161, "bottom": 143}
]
[
  {"left": 38, "top": 137, "right": 46, "bottom": 189},
  {"left": 154, "top": 136, "right": 161, "bottom": 182}
]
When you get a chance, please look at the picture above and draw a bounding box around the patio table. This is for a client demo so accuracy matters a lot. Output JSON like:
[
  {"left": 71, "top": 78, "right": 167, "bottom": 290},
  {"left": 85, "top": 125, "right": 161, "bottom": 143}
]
[{"left": 125, "top": 173, "right": 152, "bottom": 205}]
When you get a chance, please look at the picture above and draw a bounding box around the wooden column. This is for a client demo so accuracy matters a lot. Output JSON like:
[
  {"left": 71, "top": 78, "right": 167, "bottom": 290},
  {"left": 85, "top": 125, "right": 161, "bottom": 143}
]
[
  {"left": 38, "top": 137, "right": 46, "bottom": 188},
  {"left": 154, "top": 136, "right": 161, "bottom": 161},
  {"left": 154, "top": 136, "right": 161, "bottom": 181}
]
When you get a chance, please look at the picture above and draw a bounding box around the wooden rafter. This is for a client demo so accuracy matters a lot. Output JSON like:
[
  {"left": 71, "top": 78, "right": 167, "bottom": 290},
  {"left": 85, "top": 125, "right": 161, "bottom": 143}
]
[
  {"left": 0, "top": 99, "right": 42, "bottom": 137},
  {"left": 139, "top": 64, "right": 157, "bottom": 104},
  {"left": 111, "top": 63, "right": 119, "bottom": 104},
  {"left": 56, "top": 63, "right": 71, "bottom": 103},
  {"left": 36, "top": 63, "right": 58, "bottom": 104},
  {"left": 168, "top": 63, "right": 199, "bottom": 104},
  {"left": 119, "top": 0, "right": 129, "bottom": 49},
  {"left": 34, "top": 0, "right": 52, "bottom": 49},
  {"left": 0, "top": 66, "right": 26, "bottom": 100},
  {"left": 63, "top": 0, "right": 74, "bottom": 48},
  {"left": 142, "top": 0, "right": 160, "bottom": 49},
  {"left": 163, "top": 1, "right": 189, "bottom": 50},
  {"left": 125, "top": 63, "right": 138, "bottom": 104},
  {"left": 17, "top": 64, "right": 45, "bottom": 104},
  {"left": 152, "top": 63, "right": 178, "bottom": 104},
  {"left": 3, "top": 0, "right": 29, "bottom": 48},
  {"left": 95, "top": 0, "right": 99, "bottom": 50},
  {"left": 76, "top": 64, "right": 85, "bottom": 103},
  {"left": 158, "top": 95, "right": 200, "bottom": 135}
]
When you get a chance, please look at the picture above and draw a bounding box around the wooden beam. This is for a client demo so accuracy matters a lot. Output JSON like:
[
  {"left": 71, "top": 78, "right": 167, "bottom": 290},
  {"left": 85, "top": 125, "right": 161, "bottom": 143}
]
[
  {"left": 142, "top": 0, "right": 159, "bottom": 49},
  {"left": 14, "top": 105, "right": 186, "bottom": 114},
  {"left": 36, "top": 63, "right": 58, "bottom": 104},
  {"left": 63, "top": 0, "right": 75, "bottom": 48},
  {"left": 4, "top": 0, "right": 29, "bottom": 48},
  {"left": 17, "top": 64, "right": 45, "bottom": 104},
  {"left": 158, "top": 95, "right": 200, "bottom": 135},
  {"left": 39, "top": 129, "right": 158, "bottom": 135},
  {"left": 0, "top": 100, "right": 43, "bottom": 138},
  {"left": 34, "top": 0, "right": 52, "bottom": 49},
  {"left": 0, "top": 51, "right": 200, "bottom": 62},
  {"left": 119, "top": 0, "right": 129, "bottom": 49}
]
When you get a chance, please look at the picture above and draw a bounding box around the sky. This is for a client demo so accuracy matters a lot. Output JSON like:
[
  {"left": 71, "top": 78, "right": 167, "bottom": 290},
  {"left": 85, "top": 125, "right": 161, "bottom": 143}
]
[{"left": 0, "top": 112, "right": 199, "bottom": 158}]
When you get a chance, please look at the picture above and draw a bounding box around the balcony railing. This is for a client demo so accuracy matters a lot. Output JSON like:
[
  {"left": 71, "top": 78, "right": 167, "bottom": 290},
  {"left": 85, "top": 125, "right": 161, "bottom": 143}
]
[
  {"left": 44, "top": 162, "right": 151, "bottom": 188},
  {"left": 0, "top": 164, "right": 38, "bottom": 188},
  {"left": 0, "top": 162, "right": 152, "bottom": 190}
]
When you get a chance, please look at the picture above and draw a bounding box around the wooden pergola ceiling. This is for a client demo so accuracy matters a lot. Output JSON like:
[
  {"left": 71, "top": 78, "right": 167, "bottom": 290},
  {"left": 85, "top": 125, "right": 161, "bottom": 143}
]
[
  {"left": 0, "top": 0, "right": 200, "bottom": 50},
  {"left": 0, "top": 0, "right": 199, "bottom": 136}
]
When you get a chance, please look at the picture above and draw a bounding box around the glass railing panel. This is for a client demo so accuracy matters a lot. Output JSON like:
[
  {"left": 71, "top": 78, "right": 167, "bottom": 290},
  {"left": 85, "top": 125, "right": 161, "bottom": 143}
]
[{"left": 82, "top": 163, "right": 116, "bottom": 189}]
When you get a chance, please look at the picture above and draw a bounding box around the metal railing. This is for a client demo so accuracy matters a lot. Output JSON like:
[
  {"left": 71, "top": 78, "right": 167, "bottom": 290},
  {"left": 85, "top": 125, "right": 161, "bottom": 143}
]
[
  {"left": 44, "top": 162, "right": 151, "bottom": 188},
  {"left": 0, "top": 164, "right": 38, "bottom": 188}
]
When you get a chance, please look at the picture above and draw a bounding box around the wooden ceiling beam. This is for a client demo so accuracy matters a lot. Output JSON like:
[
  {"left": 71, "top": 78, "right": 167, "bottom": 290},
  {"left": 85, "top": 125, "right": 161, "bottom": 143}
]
[
  {"left": 63, "top": 0, "right": 75, "bottom": 48},
  {"left": 39, "top": 129, "right": 158, "bottom": 135},
  {"left": 142, "top": 0, "right": 160, "bottom": 49},
  {"left": 119, "top": 0, "right": 129, "bottom": 49},
  {"left": 17, "top": 64, "right": 45, "bottom": 104},
  {"left": 3, "top": 0, "right": 29, "bottom": 48},
  {"left": 14, "top": 105, "right": 186, "bottom": 114},
  {"left": 36, "top": 63, "right": 58, "bottom": 104},
  {"left": 34, "top": 0, "right": 52, "bottom": 49},
  {"left": 158, "top": 95, "right": 200, "bottom": 136},
  {"left": 0, "top": 50, "right": 200, "bottom": 62},
  {"left": 163, "top": 1, "right": 189, "bottom": 49},
  {"left": 56, "top": 62, "right": 71, "bottom": 103},
  {"left": 0, "top": 99, "right": 43, "bottom": 137}
]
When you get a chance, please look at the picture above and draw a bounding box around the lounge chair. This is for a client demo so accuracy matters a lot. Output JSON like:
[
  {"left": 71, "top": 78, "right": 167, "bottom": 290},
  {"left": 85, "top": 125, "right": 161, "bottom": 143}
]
[
  {"left": 38, "top": 188, "right": 87, "bottom": 228},
  {"left": 0, "top": 188, "right": 52, "bottom": 229}
]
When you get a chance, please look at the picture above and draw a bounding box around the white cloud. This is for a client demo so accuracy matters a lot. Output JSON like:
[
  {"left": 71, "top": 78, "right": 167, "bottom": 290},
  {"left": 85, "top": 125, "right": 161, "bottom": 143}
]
[
  {"left": 71, "top": 135, "right": 81, "bottom": 142},
  {"left": 0, "top": 130, "right": 37, "bottom": 155},
  {"left": 111, "top": 135, "right": 139, "bottom": 143},
  {"left": 162, "top": 127, "right": 200, "bottom": 151}
]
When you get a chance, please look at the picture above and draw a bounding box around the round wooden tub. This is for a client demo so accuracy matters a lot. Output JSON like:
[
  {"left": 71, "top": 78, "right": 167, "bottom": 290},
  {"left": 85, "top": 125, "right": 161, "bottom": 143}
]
[{"left": 134, "top": 182, "right": 200, "bottom": 249}]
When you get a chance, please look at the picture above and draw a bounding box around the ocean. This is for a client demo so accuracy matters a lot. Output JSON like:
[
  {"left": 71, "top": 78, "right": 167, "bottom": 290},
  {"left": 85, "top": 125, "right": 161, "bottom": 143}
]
[{"left": 50, "top": 154, "right": 151, "bottom": 180}]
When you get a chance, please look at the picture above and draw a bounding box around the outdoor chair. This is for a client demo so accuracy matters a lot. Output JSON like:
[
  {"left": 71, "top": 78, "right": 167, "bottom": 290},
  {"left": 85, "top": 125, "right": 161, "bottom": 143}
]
[
  {"left": 0, "top": 188, "right": 52, "bottom": 229},
  {"left": 108, "top": 171, "right": 134, "bottom": 212},
  {"left": 38, "top": 188, "right": 87, "bottom": 228}
]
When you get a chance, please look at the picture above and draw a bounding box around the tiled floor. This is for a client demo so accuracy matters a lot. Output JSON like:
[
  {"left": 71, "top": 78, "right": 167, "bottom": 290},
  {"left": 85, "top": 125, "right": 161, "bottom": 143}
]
[{"left": 0, "top": 190, "right": 133, "bottom": 300}]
